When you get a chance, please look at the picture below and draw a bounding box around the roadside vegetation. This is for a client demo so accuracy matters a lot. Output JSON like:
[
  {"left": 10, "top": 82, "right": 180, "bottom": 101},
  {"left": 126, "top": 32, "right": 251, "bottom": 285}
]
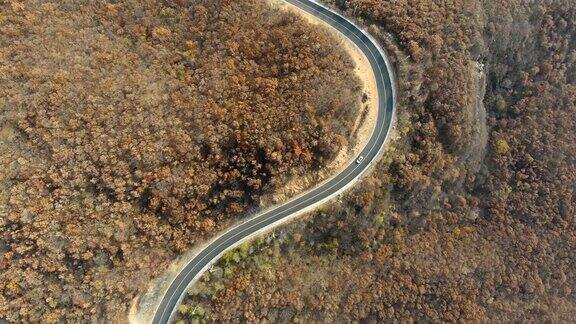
[
  {"left": 0, "top": 0, "right": 363, "bottom": 321},
  {"left": 176, "top": 0, "right": 576, "bottom": 322}
]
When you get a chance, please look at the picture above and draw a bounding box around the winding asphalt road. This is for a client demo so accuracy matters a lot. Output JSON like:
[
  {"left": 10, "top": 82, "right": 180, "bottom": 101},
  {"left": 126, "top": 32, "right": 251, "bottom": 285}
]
[{"left": 152, "top": 0, "right": 396, "bottom": 322}]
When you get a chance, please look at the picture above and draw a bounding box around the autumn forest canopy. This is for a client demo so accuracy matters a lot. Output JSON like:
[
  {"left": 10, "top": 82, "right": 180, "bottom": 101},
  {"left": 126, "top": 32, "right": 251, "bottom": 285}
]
[
  {"left": 0, "top": 0, "right": 362, "bottom": 321},
  {"left": 177, "top": 0, "right": 576, "bottom": 322},
  {"left": 1, "top": 0, "right": 575, "bottom": 323}
]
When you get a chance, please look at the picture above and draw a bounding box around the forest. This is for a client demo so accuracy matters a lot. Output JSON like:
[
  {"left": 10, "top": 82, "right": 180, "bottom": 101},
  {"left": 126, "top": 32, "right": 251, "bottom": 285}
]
[
  {"left": 176, "top": 0, "right": 576, "bottom": 322},
  {"left": 0, "top": 0, "right": 363, "bottom": 321}
]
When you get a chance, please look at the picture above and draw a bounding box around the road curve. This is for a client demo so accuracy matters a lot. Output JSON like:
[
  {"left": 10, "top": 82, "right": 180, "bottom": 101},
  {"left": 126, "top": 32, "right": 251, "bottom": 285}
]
[{"left": 152, "top": 0, "right": 396, "bottom": 323}]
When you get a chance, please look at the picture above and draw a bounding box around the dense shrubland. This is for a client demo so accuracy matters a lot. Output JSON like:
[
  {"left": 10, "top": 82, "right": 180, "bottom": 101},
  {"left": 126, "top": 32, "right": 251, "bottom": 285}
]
[
  {"left": 0, "top": 0, "right": 363, "bottom": 321},
  {"left": 177, "top": 0, "right": 576, "bottom": 322}
]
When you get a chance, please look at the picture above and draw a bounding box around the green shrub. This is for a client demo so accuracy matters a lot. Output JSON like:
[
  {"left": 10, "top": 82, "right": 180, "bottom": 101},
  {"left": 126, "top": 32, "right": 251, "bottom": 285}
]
[{"left": 495, "top": 138, "right": 510, "bottom": 155}]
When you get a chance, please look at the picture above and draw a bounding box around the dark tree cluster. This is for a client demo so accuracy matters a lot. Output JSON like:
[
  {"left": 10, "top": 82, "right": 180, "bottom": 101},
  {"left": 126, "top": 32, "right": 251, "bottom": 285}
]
[{"left": 0, "top": 0, "right": 362, "bottom": 321}]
